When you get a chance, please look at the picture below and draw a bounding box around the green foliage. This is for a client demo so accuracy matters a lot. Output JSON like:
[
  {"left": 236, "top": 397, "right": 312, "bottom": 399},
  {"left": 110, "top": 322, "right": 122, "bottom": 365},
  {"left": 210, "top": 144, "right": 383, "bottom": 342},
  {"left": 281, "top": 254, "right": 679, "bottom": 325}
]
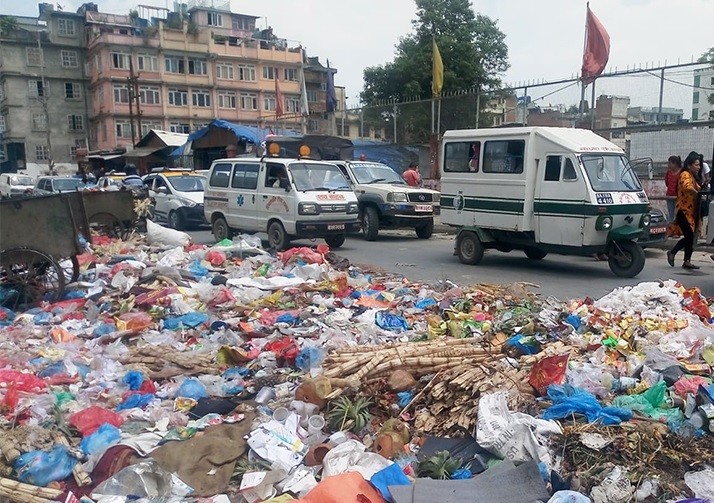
[
  {"left": 417, "top": 450, "right": 462, "bottom": 479},
  {"left": 700, "top": 47, "right": 714, "bottom": 107},
  {"left": 327, "top": 396, "right": 372, "bottom": 433},
  {"left": 0, "top": 15, "right": 18, "bottom": 35}
]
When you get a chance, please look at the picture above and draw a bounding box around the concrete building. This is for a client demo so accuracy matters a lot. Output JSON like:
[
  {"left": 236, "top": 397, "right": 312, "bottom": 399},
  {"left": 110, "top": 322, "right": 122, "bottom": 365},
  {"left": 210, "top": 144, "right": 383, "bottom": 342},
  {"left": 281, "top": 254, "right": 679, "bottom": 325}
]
[
  {"left": 692, "top": 67, "right": 714, "bottom": 121},
  {"left": 0, "top": 4, "right": 89, "bottom": 174},
  {"left": 484, "top": 94, "right": 518, "bottom": 126},
  {"left": 627, "top": 106, "right": 683, "bottom": 124},
  {"left": 595, "top": 94, "right": 630, "bottom": 148}
]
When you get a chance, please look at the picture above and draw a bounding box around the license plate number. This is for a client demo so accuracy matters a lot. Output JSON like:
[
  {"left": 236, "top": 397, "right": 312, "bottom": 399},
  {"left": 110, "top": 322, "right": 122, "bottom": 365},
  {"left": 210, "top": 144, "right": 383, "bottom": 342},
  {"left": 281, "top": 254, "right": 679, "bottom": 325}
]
[
  {"left": 650, "top": 227, "right": 666, "bottom": 234},
  {"left": 327, "top": 224, "right": 345, "bottom": 231},
  {"left": 415, "top": 204, "right": 433, "bottom": 212}
]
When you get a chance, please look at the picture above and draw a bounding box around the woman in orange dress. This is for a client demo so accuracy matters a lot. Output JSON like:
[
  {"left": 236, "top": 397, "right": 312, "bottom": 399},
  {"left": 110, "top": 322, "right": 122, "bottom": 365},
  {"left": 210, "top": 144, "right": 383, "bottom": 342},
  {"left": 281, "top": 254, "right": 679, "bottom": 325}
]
[{"left": 667, "top": 155, "right": 702, "bottom": 269}]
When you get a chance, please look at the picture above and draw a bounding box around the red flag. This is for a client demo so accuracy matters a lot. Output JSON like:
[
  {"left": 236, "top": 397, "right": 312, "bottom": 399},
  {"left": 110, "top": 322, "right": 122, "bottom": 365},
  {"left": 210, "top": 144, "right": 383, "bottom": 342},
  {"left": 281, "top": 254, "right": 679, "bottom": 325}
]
[
  {"left": 274, "top": 75, "right": 284, "bottom": 118},
  {"left": 581, "top": 4, "right": 610, "bottom": 84}
]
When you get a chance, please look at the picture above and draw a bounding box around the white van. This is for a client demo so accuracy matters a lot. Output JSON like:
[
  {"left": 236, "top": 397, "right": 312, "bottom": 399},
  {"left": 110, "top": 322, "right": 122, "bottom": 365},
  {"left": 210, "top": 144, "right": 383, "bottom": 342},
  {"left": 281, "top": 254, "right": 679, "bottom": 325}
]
[
  {"left": 204, "top": 153, "right": 360, "bottom": 250},
  {"left": 441, "top": 127, "right": 651, "bottom": 277}
]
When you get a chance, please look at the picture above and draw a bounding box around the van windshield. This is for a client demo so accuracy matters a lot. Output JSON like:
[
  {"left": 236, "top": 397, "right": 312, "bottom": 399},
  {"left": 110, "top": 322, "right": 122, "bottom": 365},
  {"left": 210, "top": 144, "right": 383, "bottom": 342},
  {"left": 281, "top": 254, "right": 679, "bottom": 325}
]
[
  {"left": 11, "top": 176, "right": 34, "bottom": 186},
  {"left": 289, "top": 162, "right": 351, "bottom": 191},
  {"left": 581, "top": 154, "right": 642, "bottom": 192}
]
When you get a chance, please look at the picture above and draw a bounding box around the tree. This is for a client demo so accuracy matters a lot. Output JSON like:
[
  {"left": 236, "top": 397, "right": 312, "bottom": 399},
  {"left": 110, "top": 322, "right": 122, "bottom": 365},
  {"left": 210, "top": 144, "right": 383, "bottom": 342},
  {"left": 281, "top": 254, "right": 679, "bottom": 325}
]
[
  {"left": 0, "top": 15, "right": 18, "bottom": 35},
  {"left": 360, "top": 0, "right": 509, "bottom": 142},
  {"left": 699, "top": 47, "right": 714, "bottom": 107}
]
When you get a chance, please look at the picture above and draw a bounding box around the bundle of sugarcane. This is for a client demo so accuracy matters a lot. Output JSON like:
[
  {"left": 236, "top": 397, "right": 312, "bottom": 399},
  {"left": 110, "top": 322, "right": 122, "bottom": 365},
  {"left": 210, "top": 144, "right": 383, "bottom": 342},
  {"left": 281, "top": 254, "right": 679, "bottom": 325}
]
[
  {"left": 0, "top": 477, "right": 62, "bottom": 503},
  {"left": 120, "top": 345, "right": 218, "bottom": 378}
]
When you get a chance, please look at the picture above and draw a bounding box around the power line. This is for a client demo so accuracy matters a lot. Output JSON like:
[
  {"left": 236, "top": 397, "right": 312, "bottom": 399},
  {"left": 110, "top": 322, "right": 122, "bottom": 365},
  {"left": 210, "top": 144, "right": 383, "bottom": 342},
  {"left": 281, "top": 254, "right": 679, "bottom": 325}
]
[{"left": 644, "top": 70, "right": 714, "bottom": 90}]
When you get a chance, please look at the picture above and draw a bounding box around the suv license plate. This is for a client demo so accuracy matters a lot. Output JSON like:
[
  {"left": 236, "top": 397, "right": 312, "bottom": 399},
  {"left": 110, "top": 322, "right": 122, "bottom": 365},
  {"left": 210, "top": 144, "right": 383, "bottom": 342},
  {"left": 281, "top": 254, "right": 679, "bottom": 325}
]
[
  {"left": 327, "top": 224, "right": 345, "bottom": 231},
  {"left": 415, "top": 204, "right": 433, "bottom": 212},
  {"left": 650, "top": 227, "right": 667, "bottom": 234}
]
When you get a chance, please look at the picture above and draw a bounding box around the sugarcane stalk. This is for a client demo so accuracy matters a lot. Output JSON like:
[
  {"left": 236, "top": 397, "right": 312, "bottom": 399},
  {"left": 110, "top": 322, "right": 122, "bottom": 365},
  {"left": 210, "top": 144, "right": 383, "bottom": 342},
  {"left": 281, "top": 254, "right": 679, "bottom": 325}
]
[{"left": 0, "top": 477, "right": 62, "bottom": 498}]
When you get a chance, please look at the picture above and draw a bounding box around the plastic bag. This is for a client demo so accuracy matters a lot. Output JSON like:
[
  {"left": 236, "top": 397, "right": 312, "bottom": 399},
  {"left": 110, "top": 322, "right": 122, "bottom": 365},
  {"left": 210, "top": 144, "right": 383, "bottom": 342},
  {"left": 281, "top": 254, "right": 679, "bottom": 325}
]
[
  {"left": 370, "top": 463, "right": 411, "bottom": 502},
  {"left": 611, "top": 380, "right": 683, "bottom": 423},
  {"left": 14, "top": 446, "right": 76, "bottom": 487},
  {"left": 549, "top": 491, "right": 592, "bottom": 503},
  {"left": 684, "top": 469, "right": 714, "bottom": 501},
  {"left": 164, "top": 312, "right": 209, "bottom": 330},
  {"left": 280, "top": 247, "right": 324, "bottom": 265},
  {"left": 123, "top": 370, "right": 146, "bottom": 391},
  {"left": 117, "top": 311, "right": 152, "bottom": 331},
  {"left": 0, "top": 370, "right": 47, "bottom": 392},
  {"left": 176, "top": 378, "right": 208, "bottom": 400},
  {"left": 92, "top": 459, "right": 181, "bottom": 501},
  {"left": 375, "top": 311, "right": 409, "bottom": 332},
  {"left": 295, "top": 347, "right": 325, "bottom": 372},
  {"left": 528, "top": 354, "right": 569, "bottom": 396},
  {"left": 542, "top": 385, "right": 633, "bottom": 425},
  {"left": 80, "top": 423, "right": 122, "bottom": 455},
  {"left": 69, "top": 405, "right": 125, "bottom": 436},
  {"left": 116, "top": 393, "right": 155, "bottom": 411},
  {"left": 146, "top": 219, "right": 190, "bottom": 247},
  {"left": 299, "top": 472, "right": 387, "bottom": 503},
  {"left": 205, "top": 250, "right": 227, "bottom": 266}
]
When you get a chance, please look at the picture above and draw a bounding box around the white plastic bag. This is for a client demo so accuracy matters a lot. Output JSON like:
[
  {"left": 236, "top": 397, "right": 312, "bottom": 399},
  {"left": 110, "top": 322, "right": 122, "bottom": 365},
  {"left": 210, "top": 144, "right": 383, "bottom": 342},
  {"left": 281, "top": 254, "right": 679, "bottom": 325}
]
[
  {"left": 146, "top": 220, "right": 190, "bottom": 247},
  {"left": 321, "top": 439, "right": 392, "bottom": 479}
]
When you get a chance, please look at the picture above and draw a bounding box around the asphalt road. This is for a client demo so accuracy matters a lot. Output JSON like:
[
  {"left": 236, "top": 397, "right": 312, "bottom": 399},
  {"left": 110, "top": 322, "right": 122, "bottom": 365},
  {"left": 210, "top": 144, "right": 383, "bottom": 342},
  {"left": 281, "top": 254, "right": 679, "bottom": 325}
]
[{"left": 188, "top": 228, "right": 714, "bottom": 301}]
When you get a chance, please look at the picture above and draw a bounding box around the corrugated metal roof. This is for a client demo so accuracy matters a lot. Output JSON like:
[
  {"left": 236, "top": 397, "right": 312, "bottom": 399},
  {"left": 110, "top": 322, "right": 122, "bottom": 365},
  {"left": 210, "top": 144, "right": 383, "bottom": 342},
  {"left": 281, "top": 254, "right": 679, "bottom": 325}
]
[{"left": 150, "top": 130, "right": 189, "bottom": 147}]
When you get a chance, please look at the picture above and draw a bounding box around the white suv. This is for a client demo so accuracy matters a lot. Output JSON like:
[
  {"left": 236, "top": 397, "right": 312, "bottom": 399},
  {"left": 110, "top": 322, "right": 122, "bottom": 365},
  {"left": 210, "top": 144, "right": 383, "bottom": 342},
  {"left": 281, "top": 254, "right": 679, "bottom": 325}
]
[
  {"left": 0, "top": 173, "right": 34, "bottom": 198},
  {"left": 142, "top": 170, "right": 207, "bottom": 230}
]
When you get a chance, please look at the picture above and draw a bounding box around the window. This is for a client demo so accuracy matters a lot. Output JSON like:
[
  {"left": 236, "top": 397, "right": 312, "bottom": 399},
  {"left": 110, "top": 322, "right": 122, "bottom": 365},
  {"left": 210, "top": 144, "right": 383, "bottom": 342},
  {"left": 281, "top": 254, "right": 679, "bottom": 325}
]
[
  {"left": 26, "top": 47, "right": 43, "bottom": 66},
  {"left": 308, "top": 119, "right": 319, "bottom": 132},
  {"left": 139, "top": 86, "right": 161, "bottom": 105},
  {"left": 694, "top": 75, "right": 701, "bottom": 87},
  {"left": 141, "top": 121, "right": 163, "bottom": 137},
  {"left": 67, "top": 114, "right": 84, "bottom": 131},
  {"left": 692, "top": 108, "right": 699, "bottom": 121},
  {"left": 693, "top": 92, "right": 699, "bottom": 105},
  {"left": 192, "top": 90, "right": 211, "bottom": 107},
  {"left": 64, "top": 82, "right": 81, "bottom": 100},
  {"left": 0, "top": 83, "right": 4, "bottom": 101},
  {"left": 218, "top": 90, "right": 236, "bottom": 109},
  {"left": 168, "top": 88, "right": 188, "bottom": 106},
  {"left": 165, "top": 56, "right": 185, "bottom": 74},
  {"left": 111, "top": 52, "right": 130, "bottom": 69},
  {"left": 320, "top": 82, "right": 327, "bottom": 91},
  {"left": 263, "top": 95, "right": 276, "bottom": 111},
  {"left": 61, "top": 50, "right": 78, "bottom": 68},
  {"left": 137, "top": 54, "right": 158, "bottom": 72},
  {"left": 443, "top": 142, "right": 481, "bottom": 173},
  {"left": 29, "top": 80, "right": 48, "bottom": 98},
  {"left": 240, "top": 93, "right": 257, "bottom": 110},
  {"left": 232, "top": 163, "right": 259, "bottom": 189},
  {"left": 482, "top": 140, "right": 525, "bottom": 174},
  {"left": 284, "top": 68, "right": 298, "bottom": 81},
  {"left": 115, "top": 120, "right": 132, "bottom": 138},
  {"left": 57, "top": 18, "right": 76, "bottom": 36},
  {"left": 544, "top": 156, "right": 561, "bottom": 182},
  {"left": 0, "top": 115, "right": 5, "bottom": 133},
  {"left": 69, "top": 145, "right": 78, "bottom": 159},
  {"left": 563, "top": 158, "right": 577, "bottom": 181},
  {"left": 238, "top": 64, "right": 256, "bottom": 81},
  {"left": 337, "top": 123, "right": 350, "bottom": 137},
  {"left": 209, "top": 163, "right": 231, "bottom": 187},
  {"left": 113, "top": 84, "right": 129, "bottom": 104},
  {"left": 169, "top": 122, "right": 190, "bottom": 134},
  {"left": 0, "top": 144, "right": 7, "bottom": 162},
  {"left": 207, "top": 12, "right": 223, "bottom": 26},
  {"left": 32, "top": 113, "right": 47, "bottom": 131},
  {"left": 193, "top": 122, "right": 209, "bottom": 131},
  {"left": 262, "top": 66, "right": 276, "bottom": 80},
  {"left": 35, "top": 145, "right": 49, "bottom": 161},
  {"left": 285, "top": 97, "right": 300, "bottom": 113},
  {"left": 232, "top": 17, "right": 253, "bottom": 31},
  {"left": 216, "top": 63, "right": 233, "bottom": 80},
  {"left": 188, "top": 59, "right": 207, "bottom": 75},
  {"left": 307, "top": 90, "right": 318, "bottom": 103},
  {"left": 711, "top": 76, "right": 714, "bottom": 85}
]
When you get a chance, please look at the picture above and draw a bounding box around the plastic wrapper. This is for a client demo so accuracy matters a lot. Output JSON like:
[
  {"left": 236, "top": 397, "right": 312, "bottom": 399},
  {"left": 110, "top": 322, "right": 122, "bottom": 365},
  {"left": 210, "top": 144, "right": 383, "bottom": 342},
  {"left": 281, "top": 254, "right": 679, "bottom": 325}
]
[
  {"left": 528, "top": 353, "right": 569, "bottom": 396},
  {"left": 80, "top": 423, "right": 123, "bottom": 455},
  {"left": 14, "top": 445, "right": 76, "bottom": 487},
  {"left": 92, "top": 459, "right": 190, "bottom": 501},
  {"left": 375, "top": 311, "right": 409, "bottom": 332}
]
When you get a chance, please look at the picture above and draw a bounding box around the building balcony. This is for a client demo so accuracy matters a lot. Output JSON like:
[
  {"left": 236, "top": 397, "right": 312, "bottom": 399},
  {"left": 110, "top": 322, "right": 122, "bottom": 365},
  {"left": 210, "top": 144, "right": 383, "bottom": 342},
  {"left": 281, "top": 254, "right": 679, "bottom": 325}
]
[
  {"left": 86, "top": 31, "right": 161, "bottom": 51},
  {"left": 210, "top": 39, "right": 302, "bottom": 64}
]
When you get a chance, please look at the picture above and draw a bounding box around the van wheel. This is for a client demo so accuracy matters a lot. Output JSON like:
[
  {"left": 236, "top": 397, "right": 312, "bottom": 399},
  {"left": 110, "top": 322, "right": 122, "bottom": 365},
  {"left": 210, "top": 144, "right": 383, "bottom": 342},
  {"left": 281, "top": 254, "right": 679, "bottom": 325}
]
[
  {"left": 362, "top": 207, "right": 379, "bottom": 241},
  {"left": 457, "top": 231, "right": 484, "bottom": 265},
  {"left": 324, "top": 234, "right": 346, "bottom": 248},
  {"left": 268, "top": 221, "right": 290, "bottom": 251},
  {"left": 608, "top": 240, "right": 645, "bottom": 278},
  {"left": 212, "top": 216, "right": 233, "bottom": 242},
  {"left": 168, "top": 210, "right": 184, "bottom": 230},
  {"left": 415, "top": 219, "right": 434, "bottom": 239},
  {"left": 524, "top": 247, "right": 548, "bottom": 260}
]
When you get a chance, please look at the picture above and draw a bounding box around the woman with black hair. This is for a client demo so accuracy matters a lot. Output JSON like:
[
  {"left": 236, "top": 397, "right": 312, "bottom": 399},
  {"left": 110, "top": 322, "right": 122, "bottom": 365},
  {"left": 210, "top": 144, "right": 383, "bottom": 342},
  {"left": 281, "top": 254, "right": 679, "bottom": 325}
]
[{"left": 667, "top": 154, "right": 702, "bottom": 269}]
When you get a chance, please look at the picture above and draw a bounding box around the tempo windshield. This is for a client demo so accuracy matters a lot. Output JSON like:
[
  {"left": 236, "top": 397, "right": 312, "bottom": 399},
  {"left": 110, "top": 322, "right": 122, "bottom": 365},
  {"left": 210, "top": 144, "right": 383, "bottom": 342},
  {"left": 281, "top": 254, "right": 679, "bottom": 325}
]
[
  {"left": 581, "top": 154, "right": 642, "bottom": 192},
  {"left": 350, "top": 162, "right": 404, "bottom": 184},
  {"left": 289, "top": 163, "right": 351, "bottom": 191}
]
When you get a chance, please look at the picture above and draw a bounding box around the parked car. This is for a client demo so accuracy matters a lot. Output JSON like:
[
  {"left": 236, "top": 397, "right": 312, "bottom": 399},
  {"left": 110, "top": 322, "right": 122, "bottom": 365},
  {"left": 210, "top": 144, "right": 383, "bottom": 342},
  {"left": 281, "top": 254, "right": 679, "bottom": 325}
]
[
  {"left": 638, "top": 208, "right": 667, "bottom": 248},
  {"left": 33, "top": 176, "right": 86, "bottom": 195},
  {"left": 142, "top": 169, "right": 206, "bottom": 230},
  {"left": 0, "top": 174, "right": 35, "bottom": 198}
]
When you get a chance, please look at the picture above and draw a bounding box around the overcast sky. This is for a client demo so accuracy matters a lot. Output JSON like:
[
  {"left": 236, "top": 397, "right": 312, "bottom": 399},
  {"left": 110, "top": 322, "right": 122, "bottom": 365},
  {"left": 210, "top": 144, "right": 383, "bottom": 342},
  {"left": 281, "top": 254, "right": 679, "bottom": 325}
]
[{"left": 4, "top": 0, "right": 713, "bottom": 114}]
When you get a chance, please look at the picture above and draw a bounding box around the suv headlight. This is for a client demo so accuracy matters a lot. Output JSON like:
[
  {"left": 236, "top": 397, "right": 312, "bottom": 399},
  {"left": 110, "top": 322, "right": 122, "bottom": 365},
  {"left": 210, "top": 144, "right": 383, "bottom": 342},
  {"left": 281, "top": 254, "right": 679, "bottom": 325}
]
[
  {"left": 347, "top": 202, "right": 359, "bottom": 214},
  {"left": 299, "top": 202, "right": 320, "bottom": 215},
  {"left": 596, "top": 215, "right": 613, "bottom": 231},
  {"left": 178, "top": 197, "right": 197, "bottom": 207},
  {"left": 640, "top": 213, "right": 651, "bottom": 228},
  {"left": 388, "top": 192, "right": 408, "bottom": 202}
]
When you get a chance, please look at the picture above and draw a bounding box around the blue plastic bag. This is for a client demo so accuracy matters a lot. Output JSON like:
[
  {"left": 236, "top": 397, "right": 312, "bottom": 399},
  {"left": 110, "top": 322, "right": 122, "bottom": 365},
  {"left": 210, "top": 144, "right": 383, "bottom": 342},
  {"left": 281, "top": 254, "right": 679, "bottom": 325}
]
[
  {"left": 14, "top": 446, "right": 76, "bottom": 486},
  {"left": 504, "top": 334, "right": 541, "bottom": 355},
  {"left": 163, "top": 312, "right": 209, "bottom": 330},
  {"left": 123, "top": 370, "right": 145, "bottom": 391},
  {"left": 276, "top": 312, "right": 299, "bottom": 325},
  {"left": 415, "top": 298, "right": 437, "bottom": 309},
  {"left": 176, "top": 378, "right": 208, "bottom": 400},
  {"left": 375, "top": 311, "right": 409, "bottom": 332},
  {"left": 295, "top": 347, "right": 325, "bottom": 371},
  {"left": 370, "top": 463, "right": 411, "bottom": 502},
  {"left": 564, "top": 315, "right": 581, "bottom": 330},
  {"left": 397, "top": 392, "right": 413, "bottom": 408},
  {"left": 92, "top": 322, "right": 116, "bottom": 338},
  {"left": 222, "top": 368, "right": 245, "bottom": 395},
  {"left": 80, "top": 423, "right": 122, "bottom": 455},
  {"left": 37, "top": 361, "right": 90, "bottom": 380},
  {"left": 542, "top": 384, "right": 633, "bottom": 425},
  {"left": 188, "top": 259, "right": 209, "bottom": 278},
  {"left": 0, "top": 307, "right": 16, "bottom": 326},
  {"left": 116, "top": 393, "right": 154, "bottom": 411}
]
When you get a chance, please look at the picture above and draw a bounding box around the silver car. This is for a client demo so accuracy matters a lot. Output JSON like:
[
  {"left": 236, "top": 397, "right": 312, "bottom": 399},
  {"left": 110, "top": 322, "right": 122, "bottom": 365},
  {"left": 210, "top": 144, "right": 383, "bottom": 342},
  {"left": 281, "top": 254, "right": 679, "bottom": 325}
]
[{"left": 33, "top": 176, "right": 86, "bottom": 195}]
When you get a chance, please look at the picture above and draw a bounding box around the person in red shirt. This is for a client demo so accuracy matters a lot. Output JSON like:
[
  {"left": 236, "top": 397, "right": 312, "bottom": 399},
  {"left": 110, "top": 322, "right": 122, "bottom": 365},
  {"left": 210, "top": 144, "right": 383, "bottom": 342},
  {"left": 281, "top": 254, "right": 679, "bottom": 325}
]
[
  {"left": 665, "top": 155, "right": 682, "bottom": 221},
  {"left": 402, "top": 162, "right": 421, "bottom": 187}
]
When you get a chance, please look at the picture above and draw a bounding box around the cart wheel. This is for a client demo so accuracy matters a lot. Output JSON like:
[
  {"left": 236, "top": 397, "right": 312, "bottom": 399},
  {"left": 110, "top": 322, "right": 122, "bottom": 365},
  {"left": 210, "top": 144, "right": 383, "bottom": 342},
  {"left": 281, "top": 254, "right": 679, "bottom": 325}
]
[
  {"left": 608, "top": 240, "right": 645, "bottom": 278},
  {"left": 0, "top": 248, "right": 65, "bottom": 310},
  {"left": 89, "top": 212, "right": 125, "bottom": 239}
]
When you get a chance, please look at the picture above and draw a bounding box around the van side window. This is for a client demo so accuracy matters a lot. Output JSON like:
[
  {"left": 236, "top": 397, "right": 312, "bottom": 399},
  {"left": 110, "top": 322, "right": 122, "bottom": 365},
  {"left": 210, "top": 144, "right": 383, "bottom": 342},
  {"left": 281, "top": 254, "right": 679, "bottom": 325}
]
[
  {"left": 563, "top": 158, "right": 577, "bottom": 180},
  {"left": 266, "top": 164, "right": 287, "bottom": 188},
  {"left": 544, "top": 156, "right": 561, "bottom": 181},
  {"left": 231, "top": 163, "right": 259, "bottom": 189},
  {"left": 483, "top": 140, "right": 525, "bottom": 174},
  {"left": 443, "top": 142, "right": 480, "bottom": 172},
  {"left": 209, "top": 163, "right": 232, "bottom": 188}
]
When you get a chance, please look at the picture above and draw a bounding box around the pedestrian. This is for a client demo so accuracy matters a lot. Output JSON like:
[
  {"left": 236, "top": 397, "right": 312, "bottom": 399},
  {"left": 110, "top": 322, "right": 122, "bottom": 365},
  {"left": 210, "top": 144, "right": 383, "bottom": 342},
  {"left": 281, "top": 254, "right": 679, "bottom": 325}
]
[
  {"left": 402, "top": 162, "right": 421, "bottom": 187},
  {"left": 664, "top": 155, "right": 682, "bottom": 221},
  {"left": 667, "top": 154, "right": 702, "bottom": 269}
]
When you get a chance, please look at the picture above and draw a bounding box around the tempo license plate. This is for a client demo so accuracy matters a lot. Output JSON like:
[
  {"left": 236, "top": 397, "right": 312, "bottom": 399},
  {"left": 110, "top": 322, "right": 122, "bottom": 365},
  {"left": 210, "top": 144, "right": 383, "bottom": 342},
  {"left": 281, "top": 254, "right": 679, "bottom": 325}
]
[
  {"left": 415, "top": 204, "right": 433, "bottom": 212},
  {"left": 650, "top": 227, "right": 667, "bottom": 234},
  {"left": 327, "top": 224, "right": 345, "bottom": 231}
]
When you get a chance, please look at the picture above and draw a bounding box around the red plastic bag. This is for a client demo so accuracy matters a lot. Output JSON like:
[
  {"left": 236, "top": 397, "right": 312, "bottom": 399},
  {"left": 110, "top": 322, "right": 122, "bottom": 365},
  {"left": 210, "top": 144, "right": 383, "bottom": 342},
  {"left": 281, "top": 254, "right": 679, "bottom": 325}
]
[
  {"left": 208, "top": 287, "right": 236, "bottom": 307},
  {"left": 117, "top": 312, "right": 152, "bottom": 331},
  {"left": 0, "top": 370, "right": 46, "bottom": 392},
  {"left": 297, "top": 472, "right": 387, "bottom": 503},
  {"left": 69, "top": 406, "right": 124, "bottom": 436},
  {"left": 205, "top": 250, "right": 226, "bottom": 267},
  {"left": 528, "top": 353, "right": 570, "bottom": 396},
  {"left": 2, "top": 386, "right": 20, "bottom": 412},
  {"left": 264, "top": 336, "right": 299, "bottom": 365},
  {"left": 279, "top": 247, "right": 324, "bottom": 264}
]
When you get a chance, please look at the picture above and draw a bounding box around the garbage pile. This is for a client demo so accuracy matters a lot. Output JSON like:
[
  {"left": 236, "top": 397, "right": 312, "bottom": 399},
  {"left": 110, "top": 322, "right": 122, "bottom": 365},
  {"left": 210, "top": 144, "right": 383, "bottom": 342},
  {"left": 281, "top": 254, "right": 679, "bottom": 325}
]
[{"left": 0, "top": 225, "right": 712, "bottom": 503}]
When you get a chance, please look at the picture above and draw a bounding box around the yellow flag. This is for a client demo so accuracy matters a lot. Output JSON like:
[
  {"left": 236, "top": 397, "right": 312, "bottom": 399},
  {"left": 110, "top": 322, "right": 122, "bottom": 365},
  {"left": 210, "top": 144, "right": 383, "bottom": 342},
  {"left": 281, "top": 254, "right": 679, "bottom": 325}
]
[{"left": 432, "top": 38, "right": 444, "bottom": 97}]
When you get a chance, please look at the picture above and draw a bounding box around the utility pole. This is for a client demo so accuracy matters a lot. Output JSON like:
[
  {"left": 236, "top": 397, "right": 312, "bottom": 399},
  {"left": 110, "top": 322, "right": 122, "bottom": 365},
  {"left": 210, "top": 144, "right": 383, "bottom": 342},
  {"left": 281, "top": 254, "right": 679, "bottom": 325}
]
[
  {"left": 37, "top": 33, "right": 54, "bottom": 173},
  {"left": 657, "top": 67, "right": 665, "bottom": 124},
  {"left": 127, "top": 55, "right": 141, "bottom": 145},
  {"left": 393, "top": 102, "right": 397, "bottom": 144}
]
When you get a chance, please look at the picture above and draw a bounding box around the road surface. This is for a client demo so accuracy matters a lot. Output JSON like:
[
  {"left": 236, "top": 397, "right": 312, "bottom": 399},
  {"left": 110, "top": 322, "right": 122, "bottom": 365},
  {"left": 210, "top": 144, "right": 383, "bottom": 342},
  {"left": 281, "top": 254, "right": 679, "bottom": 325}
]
[{"left": 188, "top": 229, "right": 714, "bottom": 300}]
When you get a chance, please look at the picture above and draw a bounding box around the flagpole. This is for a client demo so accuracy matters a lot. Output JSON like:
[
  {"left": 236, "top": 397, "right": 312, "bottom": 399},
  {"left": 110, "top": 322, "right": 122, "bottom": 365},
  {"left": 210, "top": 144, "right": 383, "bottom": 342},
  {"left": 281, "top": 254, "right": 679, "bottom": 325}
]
[
  {"left": 437, "top": 97, "right": 442, "bottom": 136},
  {"left": 580, "top": 2, "right": 589, "bottom": 122},
  {"left": 431, "top": 99, "right": 435, "bottom": 134}
]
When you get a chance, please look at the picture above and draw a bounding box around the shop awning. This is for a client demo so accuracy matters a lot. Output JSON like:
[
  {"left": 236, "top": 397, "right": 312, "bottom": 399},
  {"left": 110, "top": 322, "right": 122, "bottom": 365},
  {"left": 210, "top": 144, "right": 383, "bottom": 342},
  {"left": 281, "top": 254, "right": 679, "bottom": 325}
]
[{"left": 124, "top": 146, "right": 161, "bottom": 158}]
